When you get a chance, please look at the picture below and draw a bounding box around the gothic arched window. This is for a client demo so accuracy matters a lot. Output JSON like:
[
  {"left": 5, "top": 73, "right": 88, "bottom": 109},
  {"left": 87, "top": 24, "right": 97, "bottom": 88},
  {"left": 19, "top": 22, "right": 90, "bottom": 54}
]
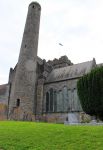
[
  {"left": 63, "top": 86, "right": 68, "bottom": 111},
  {"left": 45, "top": 88, "right": 58, "bottom": 113},
  {"left": 50, "top": 88, "right": 53, "bottom": 112},
  {"left": 46, "top": 92, "right": 49, "bottom": 112},
  {"left": 54, "top": 91, "right": 57, "bottom": 112},
  {"left": 56, "top": 90, "right": 63, "bottom": 112}
]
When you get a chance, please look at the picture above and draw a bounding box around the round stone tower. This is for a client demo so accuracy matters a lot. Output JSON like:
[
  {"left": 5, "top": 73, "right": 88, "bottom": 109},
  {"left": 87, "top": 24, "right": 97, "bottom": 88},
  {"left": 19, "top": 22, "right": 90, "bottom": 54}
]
[{"left": 8, "top": 2, "right": 41, "bottom": 120}]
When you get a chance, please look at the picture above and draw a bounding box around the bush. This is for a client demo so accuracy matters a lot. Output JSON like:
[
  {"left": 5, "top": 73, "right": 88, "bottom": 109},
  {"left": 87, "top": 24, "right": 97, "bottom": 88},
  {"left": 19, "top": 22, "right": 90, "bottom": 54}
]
[{"left": 77, "top": 66, "right": 103, "bottom": 120}]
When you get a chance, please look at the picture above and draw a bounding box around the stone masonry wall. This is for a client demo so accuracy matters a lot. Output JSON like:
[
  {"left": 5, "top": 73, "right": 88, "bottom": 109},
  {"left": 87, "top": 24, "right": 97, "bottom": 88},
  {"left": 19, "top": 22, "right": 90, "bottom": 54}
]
[
  {"left": 8, "top": 2, "right": 41, "bottom": 120},
  {"left": 0, "top": 84, "right": 9, "bottom": 120},
  {"left": 43, "top": 78, "right": 82, "bottom": 113}
]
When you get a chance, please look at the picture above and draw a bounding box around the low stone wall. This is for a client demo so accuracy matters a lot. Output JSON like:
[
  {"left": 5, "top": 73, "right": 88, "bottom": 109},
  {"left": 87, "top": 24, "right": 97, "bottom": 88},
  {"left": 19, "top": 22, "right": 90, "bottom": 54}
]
[
  {"left": 0, "top": 103, "right": 8, "bottom": 120},
  {"left": 36, "top": 113, "right": 68, "bottom": 123},
  {"left": 9, "top": 107, "right": 35, "bottom": 121},
  {"left": 36, "top": 112, "right": 92, "bottom": 123}
]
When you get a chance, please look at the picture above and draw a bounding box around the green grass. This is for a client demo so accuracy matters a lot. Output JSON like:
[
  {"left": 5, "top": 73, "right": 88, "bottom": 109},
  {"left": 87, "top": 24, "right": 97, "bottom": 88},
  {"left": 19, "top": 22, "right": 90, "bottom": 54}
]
[{"left": 0, "top": 121, "right": 103, "bottom": 150}]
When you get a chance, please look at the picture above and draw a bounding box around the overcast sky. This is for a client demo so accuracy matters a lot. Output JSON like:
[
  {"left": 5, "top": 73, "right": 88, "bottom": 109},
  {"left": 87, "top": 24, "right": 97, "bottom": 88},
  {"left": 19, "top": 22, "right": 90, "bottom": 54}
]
[{"left": 0, "top": 0, "right": 103, "bottom": 84}]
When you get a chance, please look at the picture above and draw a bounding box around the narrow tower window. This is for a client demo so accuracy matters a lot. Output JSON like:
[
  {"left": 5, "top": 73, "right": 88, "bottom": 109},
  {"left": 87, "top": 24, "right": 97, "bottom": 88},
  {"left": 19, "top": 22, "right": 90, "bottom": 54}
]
[{"left": 16, "top": 99, "right": 20, "bottom": 107}]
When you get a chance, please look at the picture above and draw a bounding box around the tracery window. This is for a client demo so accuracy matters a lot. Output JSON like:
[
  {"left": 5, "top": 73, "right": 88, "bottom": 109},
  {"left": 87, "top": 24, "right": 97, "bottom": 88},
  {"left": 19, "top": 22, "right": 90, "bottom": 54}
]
[
  {"left": 45, "top": 86, "right": 82, "bottom": 113},
  {"left": 46, "top": 88, "right": 56, "bottom": 112}
]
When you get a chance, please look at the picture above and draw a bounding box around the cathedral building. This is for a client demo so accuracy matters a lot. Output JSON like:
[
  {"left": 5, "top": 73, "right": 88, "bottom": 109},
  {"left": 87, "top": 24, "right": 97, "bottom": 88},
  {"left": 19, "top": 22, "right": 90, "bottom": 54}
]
[{"left": 0, "top": 2, "right": 101, "bottom": 123}]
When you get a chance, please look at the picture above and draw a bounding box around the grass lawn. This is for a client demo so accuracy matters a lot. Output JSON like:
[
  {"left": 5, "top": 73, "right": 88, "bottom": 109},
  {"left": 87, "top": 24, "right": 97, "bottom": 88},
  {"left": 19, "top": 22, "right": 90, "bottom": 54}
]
[{"left": 0, "top": 121, "right": 103, "bottom": 150}]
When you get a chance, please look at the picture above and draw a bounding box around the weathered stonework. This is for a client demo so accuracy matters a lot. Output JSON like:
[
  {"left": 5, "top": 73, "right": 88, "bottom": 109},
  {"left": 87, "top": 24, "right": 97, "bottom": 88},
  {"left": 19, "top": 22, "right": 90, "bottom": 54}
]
[
  {"left": 36, "top": 79, "right": 44, "bottom": 115},
  {"left": 0, "top": 104, "right": 8, "bottom": 120},
  {"left": 43, "top": 78, "right": 82, "bottom": 113},
  {"left": 0, "top": 2, "right": 101, "bottom": 123},
  {"left": 8, "top": 2, "right": 41, "bottom": 120},
  {"left": 0, "top": 84, "right": 9, "bottom": 120},
  {"left": 41, "top": 113, "right": 68, "bottom": 123},
  {"left": 47, "top": 55, "right": 73, "bottom": 69}
]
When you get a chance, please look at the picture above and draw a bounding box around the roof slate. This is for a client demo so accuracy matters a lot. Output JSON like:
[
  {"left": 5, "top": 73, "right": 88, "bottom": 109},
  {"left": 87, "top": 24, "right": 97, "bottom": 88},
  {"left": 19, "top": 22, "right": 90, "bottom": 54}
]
[{"left": 45, "top": 60, "right": 95, "bottom": 83}]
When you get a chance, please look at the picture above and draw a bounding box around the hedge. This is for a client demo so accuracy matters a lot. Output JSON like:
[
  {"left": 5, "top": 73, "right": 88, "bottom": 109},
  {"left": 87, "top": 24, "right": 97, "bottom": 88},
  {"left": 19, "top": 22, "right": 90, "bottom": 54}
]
[{"left": 77, "top": 66, "right": 103, "bottom": 120}]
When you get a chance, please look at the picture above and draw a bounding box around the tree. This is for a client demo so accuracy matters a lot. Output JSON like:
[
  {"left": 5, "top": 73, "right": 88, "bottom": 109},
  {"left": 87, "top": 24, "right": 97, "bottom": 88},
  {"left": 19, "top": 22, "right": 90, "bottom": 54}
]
[{"left": 77, "top": 66, "right": 103, "bottom": 120}]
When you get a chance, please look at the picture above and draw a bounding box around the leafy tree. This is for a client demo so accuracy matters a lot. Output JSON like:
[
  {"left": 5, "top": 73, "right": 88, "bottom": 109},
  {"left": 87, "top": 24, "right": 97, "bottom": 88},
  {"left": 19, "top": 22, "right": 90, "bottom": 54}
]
[{"left": 77, "top": 66, "right": 103, "bottom": 120}]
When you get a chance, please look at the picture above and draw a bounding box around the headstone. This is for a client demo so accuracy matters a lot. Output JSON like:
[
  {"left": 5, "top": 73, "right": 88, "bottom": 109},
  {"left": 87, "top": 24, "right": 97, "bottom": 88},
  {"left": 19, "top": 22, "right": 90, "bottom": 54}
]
[{"left": 68, "top": 112, "right": 79, "bottom": 124}]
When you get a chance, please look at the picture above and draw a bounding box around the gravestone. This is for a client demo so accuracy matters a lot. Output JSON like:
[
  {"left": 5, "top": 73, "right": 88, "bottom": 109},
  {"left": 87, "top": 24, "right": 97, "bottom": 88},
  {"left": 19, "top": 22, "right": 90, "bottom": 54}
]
[{"left": 68, "top": 112, "right": 79, "bottom": 124}]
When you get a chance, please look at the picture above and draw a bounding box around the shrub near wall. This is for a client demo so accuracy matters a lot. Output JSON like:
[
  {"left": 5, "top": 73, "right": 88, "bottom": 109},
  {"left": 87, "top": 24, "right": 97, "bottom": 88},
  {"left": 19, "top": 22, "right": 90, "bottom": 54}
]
[{"left": 77, "top": 66, "right": 103, "bottom": 120}]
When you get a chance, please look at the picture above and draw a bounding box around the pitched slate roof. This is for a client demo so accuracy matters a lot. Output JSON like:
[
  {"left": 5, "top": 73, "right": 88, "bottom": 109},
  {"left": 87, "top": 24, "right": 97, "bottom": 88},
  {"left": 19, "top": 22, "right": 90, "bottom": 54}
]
[{"left": 45, "top": 59, "right": 95, "bottom": 83}]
